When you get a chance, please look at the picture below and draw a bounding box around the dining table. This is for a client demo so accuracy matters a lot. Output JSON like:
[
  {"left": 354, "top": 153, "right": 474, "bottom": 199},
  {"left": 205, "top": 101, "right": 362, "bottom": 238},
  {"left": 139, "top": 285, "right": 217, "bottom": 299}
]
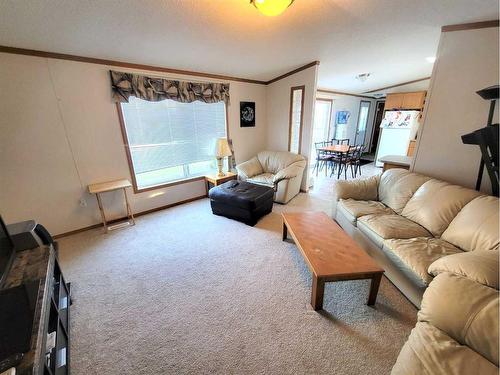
[
  {"left": 317, "top": 144, "right": 350, "bottom": 154},
  {"left": 316, "top": 144, "right": 351, "bottom": 178}
]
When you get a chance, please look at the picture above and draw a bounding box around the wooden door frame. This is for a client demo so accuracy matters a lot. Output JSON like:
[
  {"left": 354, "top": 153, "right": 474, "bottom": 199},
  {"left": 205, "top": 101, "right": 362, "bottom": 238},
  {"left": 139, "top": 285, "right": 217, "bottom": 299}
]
[{"left": 288, "top": 85, "right": 306, "bottom": 153}]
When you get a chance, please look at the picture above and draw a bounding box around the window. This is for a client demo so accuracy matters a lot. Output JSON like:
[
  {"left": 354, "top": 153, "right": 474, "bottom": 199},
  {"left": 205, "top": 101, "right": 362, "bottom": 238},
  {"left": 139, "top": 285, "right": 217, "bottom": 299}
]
[
  {"left": 288, "top": 86, "right": 305, "bottom": 153},
  {"left": 118, "top": 96, "right": 227, "bottom": 191}
]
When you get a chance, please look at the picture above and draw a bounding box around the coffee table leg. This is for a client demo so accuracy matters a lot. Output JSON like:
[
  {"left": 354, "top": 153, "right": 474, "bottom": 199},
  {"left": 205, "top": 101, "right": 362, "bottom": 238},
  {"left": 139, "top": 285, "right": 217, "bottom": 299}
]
[
  {"left": 282, "top": 222, "right": 288, "bottom": 241},
  {"left": 367, "top": 273, "right": 382, "bottom": 306},
  {"left": 311, "top": 275, "right": 325, "bottom": 310}
]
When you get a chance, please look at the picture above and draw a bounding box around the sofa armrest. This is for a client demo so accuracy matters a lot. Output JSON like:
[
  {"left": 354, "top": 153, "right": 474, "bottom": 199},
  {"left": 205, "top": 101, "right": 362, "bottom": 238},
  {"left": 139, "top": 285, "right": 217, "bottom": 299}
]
[
  {"left": 335, "top": 175, "right": 380, "bottom": 202},
  {"left": 428, "top": 250, "right": 499, "bottom": 289},
  {"left": 418, "top": 272, "right": 499, "bottom": 366},
  {"left": 273, "top": 161, "right": 306, "bottom": 184},
  {"left": 236, "top": 157, "right": 263, "bottom": 180}
]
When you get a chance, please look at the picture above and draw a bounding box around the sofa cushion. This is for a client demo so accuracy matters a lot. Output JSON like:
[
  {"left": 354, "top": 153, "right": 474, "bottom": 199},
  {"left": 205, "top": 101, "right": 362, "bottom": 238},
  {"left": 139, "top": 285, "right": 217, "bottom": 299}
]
[
  {"left": 383, "top": 238, "right": 462, "bottom": 285},
  {"left": 391, "top": 322, "right": 498, "bottom": 375},
  {"left": 418, "top": 273, "right": 499, "bottom": 366},
  {"left": 357, "top": 214, "right": 432, "bottom": 248},
  {"left": 428, "top": 250, "right": 499, "bottom": 289},
  {"left": 247, "top": 173, "right": 274, "bottom": 187},
  {"left": 337, "top": 199, "right": 394, "bottom": 225},
  {"left": 257, "top": 151, "right": 305, "bottom": 174},
  {"left": 235, "top": 156, "right": 263, "bottom": 179},
  {"left": 378, "top": 169, "right": 430, "bottom": 214},
  {"left": 441, "top": 195, "right": 499, "bottom": 252},
  {"left": 336, "top": 175, "right": 380, "bottom": 201},
  {"left": 401, "top": 180, "right": 481, "bottom": 238}
]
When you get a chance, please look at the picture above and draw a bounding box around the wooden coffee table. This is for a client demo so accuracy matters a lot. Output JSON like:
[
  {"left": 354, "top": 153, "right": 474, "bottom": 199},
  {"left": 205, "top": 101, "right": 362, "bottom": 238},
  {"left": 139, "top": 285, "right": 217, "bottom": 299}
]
[{"left": 282, "top": 212, "right": 384, "bottom": 311}]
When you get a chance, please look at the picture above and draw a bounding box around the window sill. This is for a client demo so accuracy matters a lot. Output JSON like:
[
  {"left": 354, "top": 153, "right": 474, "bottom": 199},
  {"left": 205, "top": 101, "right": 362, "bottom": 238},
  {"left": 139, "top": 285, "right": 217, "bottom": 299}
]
[{"left": 133, "top": 175, "right": 206, "bottom": 194}]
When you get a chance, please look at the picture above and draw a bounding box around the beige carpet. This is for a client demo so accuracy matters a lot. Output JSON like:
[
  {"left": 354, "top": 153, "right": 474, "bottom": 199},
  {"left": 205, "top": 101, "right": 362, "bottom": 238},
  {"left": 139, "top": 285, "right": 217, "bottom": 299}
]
[{"left": 58, "top": 169, "right": 417, "bottom": 374}]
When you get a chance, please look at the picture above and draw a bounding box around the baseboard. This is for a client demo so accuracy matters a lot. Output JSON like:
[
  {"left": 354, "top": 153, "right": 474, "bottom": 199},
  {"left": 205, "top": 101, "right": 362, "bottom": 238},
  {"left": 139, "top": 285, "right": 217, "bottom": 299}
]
[{"left": 53, "top": 194, "right": 207, "bottom": 239}]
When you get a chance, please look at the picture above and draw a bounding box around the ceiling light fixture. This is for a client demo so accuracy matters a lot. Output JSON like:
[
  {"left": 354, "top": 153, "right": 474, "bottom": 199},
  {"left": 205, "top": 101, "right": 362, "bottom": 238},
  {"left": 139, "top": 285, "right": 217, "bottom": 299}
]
[
  {"left": 250, "top": 0, "right": 294, "bottom": 17},
  {"left": 356, "top": 73, "right": 371, "bottom": 82},
  {"left": 426, "top": 56, "right": 436, "bottom": 63}
]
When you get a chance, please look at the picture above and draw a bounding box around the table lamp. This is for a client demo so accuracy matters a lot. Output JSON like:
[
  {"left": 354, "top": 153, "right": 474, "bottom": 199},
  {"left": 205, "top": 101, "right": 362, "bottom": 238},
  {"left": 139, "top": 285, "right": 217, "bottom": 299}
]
[{"left": 214, "top": 138, "right": 232, "bottom": 177}]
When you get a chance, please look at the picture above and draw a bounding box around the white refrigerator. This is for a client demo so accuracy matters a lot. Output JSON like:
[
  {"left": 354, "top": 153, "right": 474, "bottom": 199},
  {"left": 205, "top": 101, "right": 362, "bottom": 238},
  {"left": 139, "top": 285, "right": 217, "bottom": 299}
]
[{"left": 375, "top": 110, "right": 420, "bottom": 167}]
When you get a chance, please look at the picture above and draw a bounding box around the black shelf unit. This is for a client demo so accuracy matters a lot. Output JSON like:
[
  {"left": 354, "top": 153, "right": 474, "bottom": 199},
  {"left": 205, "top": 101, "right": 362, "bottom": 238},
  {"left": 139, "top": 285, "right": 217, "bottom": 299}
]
[
  {"left": 43, "top": 258, "right": 71, "bottom": 375},
  {"left": 1, "top": 245, "right": 72, "bottom": 375}
]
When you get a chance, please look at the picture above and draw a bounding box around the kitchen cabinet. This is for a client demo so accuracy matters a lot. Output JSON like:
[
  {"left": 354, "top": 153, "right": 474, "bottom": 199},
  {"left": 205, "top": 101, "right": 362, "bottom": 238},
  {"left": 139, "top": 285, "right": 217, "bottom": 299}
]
[{"left": 385, "top": 91, "right": 426, "bottom": 110}]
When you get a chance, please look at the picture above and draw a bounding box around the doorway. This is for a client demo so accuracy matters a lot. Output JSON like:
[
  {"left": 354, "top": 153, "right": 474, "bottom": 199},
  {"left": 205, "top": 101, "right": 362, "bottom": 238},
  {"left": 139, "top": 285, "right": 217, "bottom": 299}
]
[
  {"left": 360, "top": 100, "right": 385, "bottom": 162},
  {"left": 310, "top": 98, "right": 333, "bottom": 164},
  {"left": 370, "top": 100, "right": 386, "bottom": 152},
  {"left": 354, "top": 101, "right": 371, "bottom": 147}
]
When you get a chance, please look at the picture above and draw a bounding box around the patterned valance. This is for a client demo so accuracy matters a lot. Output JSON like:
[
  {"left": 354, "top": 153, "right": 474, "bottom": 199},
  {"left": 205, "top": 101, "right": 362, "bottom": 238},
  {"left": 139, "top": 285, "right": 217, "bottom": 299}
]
[{"left": 110, "top": 71, "right": 230, "bottom": 104}]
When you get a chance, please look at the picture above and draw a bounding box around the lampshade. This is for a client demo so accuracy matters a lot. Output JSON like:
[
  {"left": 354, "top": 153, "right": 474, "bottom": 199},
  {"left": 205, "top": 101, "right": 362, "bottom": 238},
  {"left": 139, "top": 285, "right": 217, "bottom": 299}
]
[
  {"left": 214, "top": 138, "right": 232, "bottom": 157},
  {"left": 251, "top": 0, "right": 294, "bottom": 17}
]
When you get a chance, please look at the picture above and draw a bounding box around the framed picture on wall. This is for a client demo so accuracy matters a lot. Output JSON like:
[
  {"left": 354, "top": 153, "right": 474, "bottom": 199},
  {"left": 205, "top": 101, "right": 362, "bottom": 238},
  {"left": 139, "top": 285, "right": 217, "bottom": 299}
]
[
  {"left": 240, "top": 101, "right": 256, "bottom": 127},
  {"left": 336, "top": 110, "right": 350, "bottom": 124}
]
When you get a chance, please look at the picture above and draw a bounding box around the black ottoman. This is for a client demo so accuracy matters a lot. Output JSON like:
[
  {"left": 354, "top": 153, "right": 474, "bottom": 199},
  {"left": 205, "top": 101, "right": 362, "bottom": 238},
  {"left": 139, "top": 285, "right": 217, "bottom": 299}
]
[{"left": 209, "top": 180, "right": 274, "bottom": 226}]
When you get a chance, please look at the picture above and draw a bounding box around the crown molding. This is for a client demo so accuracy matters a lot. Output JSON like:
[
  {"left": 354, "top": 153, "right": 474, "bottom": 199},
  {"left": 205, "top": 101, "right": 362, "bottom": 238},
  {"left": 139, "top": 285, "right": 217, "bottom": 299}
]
[
  {"left": 441, "top": 19, "right": 499, "bottom": 32},
  {"left": 363, "top": 77, "right": 431, "bottom": 94},
  {"left": 0, "top": 45, "right": 268, "bottom": 85},
  {"left": 0, "top": 45, "right": 322, "bottom": 86},
  {"left": 317, "top": 88, "right": 375, "bottom": 99},
  {"left": 266, "top": 61, "right": 320, "bottom": 85}
]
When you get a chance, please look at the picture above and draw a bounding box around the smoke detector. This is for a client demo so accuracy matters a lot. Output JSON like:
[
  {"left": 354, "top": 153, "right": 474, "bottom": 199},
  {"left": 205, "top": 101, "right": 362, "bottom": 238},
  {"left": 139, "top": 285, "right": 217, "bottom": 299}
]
[{"left": 356, "top": 73, "right": 371, "bottom": 82}]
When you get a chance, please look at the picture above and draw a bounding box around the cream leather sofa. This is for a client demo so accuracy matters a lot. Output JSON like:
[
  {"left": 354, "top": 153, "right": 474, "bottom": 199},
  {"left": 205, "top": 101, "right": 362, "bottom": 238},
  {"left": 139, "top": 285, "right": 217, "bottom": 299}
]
[
  {"left": 334, "top": 168, "right": 499, "bottom": 307},
  {"left": 392, "top": 250, "right": 499, "bottom": 374},
  {"left": 236, "top": 151, "right": 306, "bottom": 204}
]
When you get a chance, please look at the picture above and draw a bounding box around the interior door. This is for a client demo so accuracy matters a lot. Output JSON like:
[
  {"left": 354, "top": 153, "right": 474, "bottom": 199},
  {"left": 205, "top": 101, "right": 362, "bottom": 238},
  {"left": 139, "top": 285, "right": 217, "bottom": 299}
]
[{"left": 354, "top": 101, "right": 371, "bottom": 147}]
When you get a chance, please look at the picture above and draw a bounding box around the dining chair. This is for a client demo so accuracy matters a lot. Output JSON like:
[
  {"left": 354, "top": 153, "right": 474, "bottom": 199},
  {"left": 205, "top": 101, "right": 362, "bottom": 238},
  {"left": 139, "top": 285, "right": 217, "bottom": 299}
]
[
  {"left": 334, "top": 145, "right": 357, "bottom": 179},
  {"left": 313, "top": 141, "right": 332, "bottom": 176},
  {"left": 332, "top": 138, "right": 350, "bottom": 145},
  {"left": 350, "top": 145, "right": 364, "bottom": 178},
  {"left": 322, "top": 140, "right": 340, "bottom": 175}
]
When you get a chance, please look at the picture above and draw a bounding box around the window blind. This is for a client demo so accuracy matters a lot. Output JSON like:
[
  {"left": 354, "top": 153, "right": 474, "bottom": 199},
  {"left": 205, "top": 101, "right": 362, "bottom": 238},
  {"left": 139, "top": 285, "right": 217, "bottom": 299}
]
[{"left": 121, "top": 96, "right": 226, "bottom": 185}]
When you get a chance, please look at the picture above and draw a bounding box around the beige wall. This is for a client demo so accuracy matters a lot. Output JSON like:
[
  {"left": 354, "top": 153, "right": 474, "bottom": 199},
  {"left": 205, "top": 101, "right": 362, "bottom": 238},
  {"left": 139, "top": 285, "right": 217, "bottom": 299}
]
[
  {"left": 266, "top": 65, "right": 319, "bottom": 189},
  {"left": 412, "top": 26, "right": 499, "bottom": 193},
  {"left": 0, "top": 53, "right": 268, "bottom": 235}
]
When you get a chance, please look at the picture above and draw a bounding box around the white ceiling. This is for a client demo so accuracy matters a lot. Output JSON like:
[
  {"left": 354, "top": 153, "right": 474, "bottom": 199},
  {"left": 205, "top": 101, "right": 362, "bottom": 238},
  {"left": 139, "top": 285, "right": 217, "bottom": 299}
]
[{"left": 0, "top": 0, "right": 497, "bottom": 93}]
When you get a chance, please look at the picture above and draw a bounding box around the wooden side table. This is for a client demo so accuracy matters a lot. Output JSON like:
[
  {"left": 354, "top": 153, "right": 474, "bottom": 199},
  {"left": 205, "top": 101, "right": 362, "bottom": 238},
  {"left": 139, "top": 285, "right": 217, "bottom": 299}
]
[
  {"left": 204, "top": 172, "right": 237, "bottom": 196},
  {"left": 88, "top": 179, "right": 135, "bottom": 232}
]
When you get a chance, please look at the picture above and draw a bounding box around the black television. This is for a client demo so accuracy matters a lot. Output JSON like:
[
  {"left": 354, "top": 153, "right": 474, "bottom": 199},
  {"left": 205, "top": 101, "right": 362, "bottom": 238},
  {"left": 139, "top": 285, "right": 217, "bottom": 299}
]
[{"left": 0, "top": 215, "right": 15, "bottom": 287}]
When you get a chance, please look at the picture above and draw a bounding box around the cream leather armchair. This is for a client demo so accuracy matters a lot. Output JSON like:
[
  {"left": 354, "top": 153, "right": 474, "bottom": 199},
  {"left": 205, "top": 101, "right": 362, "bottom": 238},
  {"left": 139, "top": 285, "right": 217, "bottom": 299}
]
[{"left": 236, "top": 151, "right": 306, "bottom": 204}]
